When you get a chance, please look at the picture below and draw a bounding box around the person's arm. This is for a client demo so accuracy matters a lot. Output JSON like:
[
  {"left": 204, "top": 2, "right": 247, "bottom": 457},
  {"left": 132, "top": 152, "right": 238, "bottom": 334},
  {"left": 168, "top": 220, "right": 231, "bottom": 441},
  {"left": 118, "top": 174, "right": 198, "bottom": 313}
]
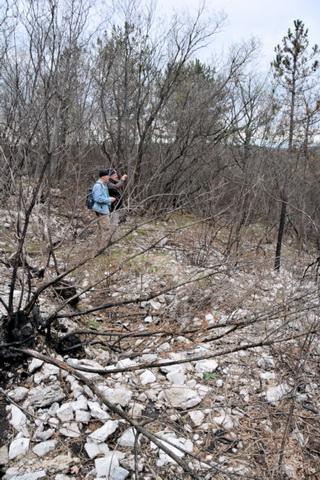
[
  {"left": 110, "top": 175, "right": 127, "bottom": 188},
  {"left": 110, "top": 179, "right": 124, "bottom": 188}
]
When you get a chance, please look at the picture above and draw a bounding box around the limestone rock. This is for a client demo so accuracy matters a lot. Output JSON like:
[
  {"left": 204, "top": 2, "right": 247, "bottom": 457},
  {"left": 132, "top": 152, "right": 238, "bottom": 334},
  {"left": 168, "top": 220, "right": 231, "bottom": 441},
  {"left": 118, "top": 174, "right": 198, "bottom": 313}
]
[
  {"left": 3, "top": 470, "right": 47, "bottom": 480},
  {"left": 265, "top": 383, "right": 290, "bottom": 404},
  {"left": 28, "top": 358, "right": 44, "bottom": 373},
  {"left": 195, "top": 359, "right": 218, "bottom": 374},
  {"left": 9, "top": 437, "right": 30, "bottom": 460},
  {"left": 118, "top": 428, "right": 139, "bottom": 447},
  {"left": 87, "top": 401, "right": 110, "bottom": 422},
  {"left": 23, "top": 385, "right": 65, "bottom": 408},
  {"left": 88, "top": 420, "right": 119, "bottom": 443},
  {"left": 7, "top": 405, "right": 29, "bottom": 437},
  {"left": 56, "top": 403, "right": 74, "bottom": 422},
  {"left": 188, "top": 410, "right": 205, "bottom": 426},
  {"left": 97, "top": 386, "right": 132, "bottom": 407},
  {"left": 59, "top": 422, "right": 81, "bottom": 438},
  {"left": 140, "top": 370, "right": 156, "bottom": 385},
  {"left": 95, "top": 454, "right": 129, "bottom": 480},
  {"left": 158, "top": 386, "right": 205, "bottom": 409},
  {"left": 33, "top": 364, "right": 60, "bottom": 383},
  {"left": 32, "top": 440, "right": 56, "bottom": 457},
  {"left": 7, "top": 387, "right": 29, "bottom": 403},
  {"left": 84, "top": 441, "right": 109, "bottom": 459}
]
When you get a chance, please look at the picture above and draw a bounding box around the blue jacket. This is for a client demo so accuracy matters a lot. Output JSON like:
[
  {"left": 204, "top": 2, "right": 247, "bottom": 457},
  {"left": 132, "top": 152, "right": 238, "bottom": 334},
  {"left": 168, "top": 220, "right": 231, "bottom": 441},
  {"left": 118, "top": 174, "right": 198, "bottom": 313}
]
[{"left": 92, "top": 179, "right": 111, "bottom": 214}]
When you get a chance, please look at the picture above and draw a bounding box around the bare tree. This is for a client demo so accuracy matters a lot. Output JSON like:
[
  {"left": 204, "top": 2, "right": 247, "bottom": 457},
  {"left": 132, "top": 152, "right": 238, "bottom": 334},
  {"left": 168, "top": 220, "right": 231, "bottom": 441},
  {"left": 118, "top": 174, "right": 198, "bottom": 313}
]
[
  {"left": 0, "top": 0, "right": 97, "bottom": 332},
  {"left": 91, "top": 2, "right": 227, "bottom": 202}
]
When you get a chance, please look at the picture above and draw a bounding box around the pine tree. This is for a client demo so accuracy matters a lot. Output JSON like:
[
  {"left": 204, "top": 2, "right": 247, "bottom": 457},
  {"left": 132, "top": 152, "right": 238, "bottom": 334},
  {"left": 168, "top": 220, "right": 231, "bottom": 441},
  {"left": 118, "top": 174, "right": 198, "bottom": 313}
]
[{"left": 271, "top": 20, "right": 319, "bottom": 270}]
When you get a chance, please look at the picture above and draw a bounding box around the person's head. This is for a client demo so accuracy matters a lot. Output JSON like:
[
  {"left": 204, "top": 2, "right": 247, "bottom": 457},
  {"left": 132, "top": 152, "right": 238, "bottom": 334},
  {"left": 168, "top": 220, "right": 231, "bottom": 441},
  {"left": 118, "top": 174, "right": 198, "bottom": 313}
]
[
  {"left": 105, "top": 168, "right": 118, "bottom": 180},
  {"left": 99, "top": 169, "right": 111, "bottom": 183}
]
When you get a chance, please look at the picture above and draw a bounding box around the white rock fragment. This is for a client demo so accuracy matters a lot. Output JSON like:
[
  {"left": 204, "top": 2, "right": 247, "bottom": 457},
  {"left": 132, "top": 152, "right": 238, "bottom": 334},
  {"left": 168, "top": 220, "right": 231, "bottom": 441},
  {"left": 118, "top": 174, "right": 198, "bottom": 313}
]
[
  {"left": 66, "top": 359, "right": 103, "bottom": 381},
  {"left": 32, "top": 440, "right": 56, "bottom": 457},
  {"left": 260, "top": 372, "right": 276, "bottom": 380},
  {"left": 157, "top": 342, "right": 170, "bottom": 351},
  {"left": 148, "top": 299, "right": 161, "bottom": 310},
  {"left": 88, "top": 420, "right": 119, "bottom": 442},
  {"left": 282, "top": 464, "right": 297, "bottom": 479},
  {"left": 59, "top": 422, "right": 81, "bottom": 438},
  {"left": 48, "top": 403, "right": 60, "bottom": 415},
  {"left": 28, "top": 358, "right": 44, "bottom": 373},
  {"left": 33, "top": 364, "right": 60, "bottom": 383},
  {"left": 128, "top": 403, "right": 144, "bottom": 417},
  {"left": 9, "top": 436, "right": 30, "bottom": 459},
  {"left": 32, "top": 426, "right": 55, "bottom": 442},
  {"left": 152, "top": 432, "right": 193, "bottom": 466},
  {"left": 141, "top": 354, "right": 159, "bottom": 363},
  {"left": 188, "top": 410, "right": 205, "bottom": 426},
  {"left": 118, "top": 428, "right": 139, "bottom": 447},
  {"left": 140, "top": 370, "right": 156, "bottom": 385},
  {"left": 71, "top": 395, "right": 88, "bottom": 411},
  {"left": 158, "top": 386, "right": 205, "bottom": 409},
  {"left": 75, "top": 409, "right": 91, "bottom": 423},
  {"left": 257, "top": 355, "right": 275, "bottom": 370},
  {"left": 160, "top": 364, "right": 187, "bottom": 374},
  {"left": 91, "top": 349, "right": 111, "bottom": 366},
  {"left": 55, "top": 476, "right": 75, "bottom": 480},
  {"left": 166, "top": 369, "right": 185, "bottom": 385},
  {"left": 115, "top": 358, "right": 137, "bottom": 369},
  {"left": 88, "top": 401, "right": 110, "bottom": 422},
  {"left": 7, "top": 387, "right": 29, "bottom": 402},
  {"left": 3, "top": 470, "right": 47, "bottom": 480},
  {"left": 95, "top": 455, "right": 129, "bottom": 480},
  {"left": 97, "top": 386, "right": 132, "bottom": 407},
  {"left": 84, "top": 441, "right": 109, "bottom": 459},
  {"left": 265, "top": 383, "right": 290, "bottom": 404},
  {"left": 169, "top": 351, "right": 191, "bottom": 363},
  {"left": 194, "top": 359, "right": 218, "bottom": 374},
  {"left": 48, "top": 418, "right": 60, "bottom": 428},
  {"left": 56, "top": 403, "right": 74, "bottom": 422},
  {"left": 7, "top": 405, "right": 29, "bottom": 436},
  {"left": 212, "top": 411, "right": 235, "bottom": 430},
  {"left": 2, "top": 466, "right": 20, "bottom": 479},
  {"left": 240, "top": 389, "right": 250, "bottom": 402},
  {"left": 66, "top": 376, "right": 84, "bottom": 398},
  {"left": 291, "top": 428, "right": 306, "bottom": 447},
  {"left": 23, "top": 385, "right": 65, "bottom": 408}
]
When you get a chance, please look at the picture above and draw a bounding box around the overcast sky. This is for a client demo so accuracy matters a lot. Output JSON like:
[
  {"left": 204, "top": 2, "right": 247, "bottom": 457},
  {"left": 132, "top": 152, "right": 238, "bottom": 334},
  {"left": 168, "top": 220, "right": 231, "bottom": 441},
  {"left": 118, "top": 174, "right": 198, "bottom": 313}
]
[{"left": 156, "top": 0, "right": 320, "bottom": 69}]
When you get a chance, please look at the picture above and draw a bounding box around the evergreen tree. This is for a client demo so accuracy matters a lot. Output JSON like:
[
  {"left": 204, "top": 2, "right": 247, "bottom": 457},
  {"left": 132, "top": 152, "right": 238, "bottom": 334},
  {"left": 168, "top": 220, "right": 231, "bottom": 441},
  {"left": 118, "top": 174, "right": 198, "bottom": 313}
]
[{"left": 271, "top": 20, "right": 319, "bottom": 270}]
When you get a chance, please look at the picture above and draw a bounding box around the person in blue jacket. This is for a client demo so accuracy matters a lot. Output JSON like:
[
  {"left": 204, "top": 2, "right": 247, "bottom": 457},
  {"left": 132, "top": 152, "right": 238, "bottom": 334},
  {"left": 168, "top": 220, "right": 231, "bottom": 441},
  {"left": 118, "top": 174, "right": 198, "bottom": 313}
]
[{"left": 92, "top": 170, "right": 116, "bottom": 249}]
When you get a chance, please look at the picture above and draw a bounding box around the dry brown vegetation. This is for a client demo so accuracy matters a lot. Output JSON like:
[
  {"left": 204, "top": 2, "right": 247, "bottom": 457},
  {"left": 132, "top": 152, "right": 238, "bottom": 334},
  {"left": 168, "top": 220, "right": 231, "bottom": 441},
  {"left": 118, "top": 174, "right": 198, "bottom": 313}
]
[{"left": 1, "top": 201, "right": 320, "bottom": 480}]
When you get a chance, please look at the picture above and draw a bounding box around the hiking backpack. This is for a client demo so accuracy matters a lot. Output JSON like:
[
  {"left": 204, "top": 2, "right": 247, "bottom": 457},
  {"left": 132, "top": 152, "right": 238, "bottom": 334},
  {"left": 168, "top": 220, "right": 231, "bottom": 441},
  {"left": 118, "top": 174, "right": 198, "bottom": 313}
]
[
  {"left": 86, "top": 182, "right": 103, "bottom": 209},
  {"left": 86, "top": 187, "right": 95, "bottom": 209}
]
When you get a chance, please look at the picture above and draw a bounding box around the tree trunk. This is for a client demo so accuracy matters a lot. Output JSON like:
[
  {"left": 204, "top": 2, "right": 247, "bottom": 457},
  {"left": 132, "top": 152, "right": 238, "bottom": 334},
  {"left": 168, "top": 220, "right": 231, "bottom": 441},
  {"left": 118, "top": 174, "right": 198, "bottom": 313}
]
[{"left": 274, "top": 193, "right": 287, "bottom": 270}]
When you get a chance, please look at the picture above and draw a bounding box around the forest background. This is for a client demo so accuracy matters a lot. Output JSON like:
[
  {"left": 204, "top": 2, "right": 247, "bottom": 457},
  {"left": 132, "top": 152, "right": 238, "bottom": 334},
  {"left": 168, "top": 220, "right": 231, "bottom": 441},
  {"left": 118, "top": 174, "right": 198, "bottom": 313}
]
[
  {"left": 1, "top": 0, "right": 320, "bottom": 268},
  {"left": 1, "top": 0, "right": 320, "bottom": 264}
]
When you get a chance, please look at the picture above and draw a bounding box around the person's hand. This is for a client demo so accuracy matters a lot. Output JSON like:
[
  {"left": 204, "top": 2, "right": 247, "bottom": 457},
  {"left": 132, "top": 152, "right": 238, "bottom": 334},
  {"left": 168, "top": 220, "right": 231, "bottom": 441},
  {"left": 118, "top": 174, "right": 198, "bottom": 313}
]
[
  {"left": 111, "top": 197, "right": 116, "bottom": 203},
  {"left": 121, "top": 174, "right": 128, "bottom": 181}
]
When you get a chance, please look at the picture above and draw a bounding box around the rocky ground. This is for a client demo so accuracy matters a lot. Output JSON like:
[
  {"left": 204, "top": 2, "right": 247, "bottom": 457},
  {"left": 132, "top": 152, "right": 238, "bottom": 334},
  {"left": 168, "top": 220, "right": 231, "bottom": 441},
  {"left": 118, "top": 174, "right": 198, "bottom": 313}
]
[{"left": 0, "top": 202, "right": 320, "bottom": 480}]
